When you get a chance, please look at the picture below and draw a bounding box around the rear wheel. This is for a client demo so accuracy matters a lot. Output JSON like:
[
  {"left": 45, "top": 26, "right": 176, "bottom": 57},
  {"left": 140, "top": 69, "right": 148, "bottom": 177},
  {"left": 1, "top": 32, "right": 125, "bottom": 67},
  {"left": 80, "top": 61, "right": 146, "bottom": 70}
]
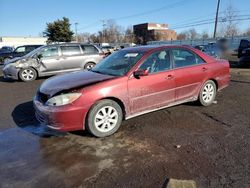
[
  {"left": 86, "top": 99, "right": 123, "bottom": 137},
  {"left": 84, "top": 62, "right": 95, "bottom": 70},
  {"left": 199, "top": 80, "right": 217, "bottom": 106},
  {"left": 19, "top": 67, "right": 37, "bottom": 82}
]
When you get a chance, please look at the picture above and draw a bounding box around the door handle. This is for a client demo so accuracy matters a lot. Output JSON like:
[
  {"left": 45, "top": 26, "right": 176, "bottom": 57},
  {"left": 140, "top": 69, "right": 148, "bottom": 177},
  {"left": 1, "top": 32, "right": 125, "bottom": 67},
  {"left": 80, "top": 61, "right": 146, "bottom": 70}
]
[
  {"left": 165, "top": 74, "right": 174, "bottom": 80},
  {"left": 202, "top": 67, "right": 208, "bottom": 71}
]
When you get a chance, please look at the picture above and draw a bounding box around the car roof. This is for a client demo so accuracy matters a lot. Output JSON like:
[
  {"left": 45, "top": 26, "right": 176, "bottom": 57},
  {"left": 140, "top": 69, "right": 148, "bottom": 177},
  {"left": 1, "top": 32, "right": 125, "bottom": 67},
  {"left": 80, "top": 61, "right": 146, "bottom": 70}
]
[
  {"left": 121, "top": 45, "right": 195, "bottom": 52},
  {"left": 46, "top": 43, "right": 96, "bottom": 47}
]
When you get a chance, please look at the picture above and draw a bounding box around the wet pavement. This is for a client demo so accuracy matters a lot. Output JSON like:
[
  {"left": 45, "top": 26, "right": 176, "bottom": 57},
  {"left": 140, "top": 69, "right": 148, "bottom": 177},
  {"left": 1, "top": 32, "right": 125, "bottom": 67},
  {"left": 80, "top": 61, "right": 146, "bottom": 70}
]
[{"left": 0, "top": 70, "right": 250, "bottom": 188}]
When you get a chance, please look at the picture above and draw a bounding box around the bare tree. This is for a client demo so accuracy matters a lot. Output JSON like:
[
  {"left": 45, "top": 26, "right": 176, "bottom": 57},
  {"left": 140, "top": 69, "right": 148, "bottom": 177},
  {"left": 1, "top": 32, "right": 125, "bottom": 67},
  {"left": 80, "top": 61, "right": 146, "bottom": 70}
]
[
  {"left": 220, "top": 4, "right": 239, "bottom": 37},
  {"left": 243, "top": 28, "right": 250, "bottom": 36},
  {"left": 189, "top": 28, "right": 199, "bottom": 40},
  {"left": 103, "top": 19, "right": 123, "bottom": 43},
  {"left": 123, "top": 26, "right": 134, "bottom": 43},
  {"left": 76, "top": 32, "right": 91, "bottom": 42},
  {"left": 89, "top": 34, "right": 100, "bottom": 43},
  {"left": 201, "top": 31, "right": 209, "bottom": 39},
  {"left": 177, "top": 31, "right": 189, "bottom": 40}
]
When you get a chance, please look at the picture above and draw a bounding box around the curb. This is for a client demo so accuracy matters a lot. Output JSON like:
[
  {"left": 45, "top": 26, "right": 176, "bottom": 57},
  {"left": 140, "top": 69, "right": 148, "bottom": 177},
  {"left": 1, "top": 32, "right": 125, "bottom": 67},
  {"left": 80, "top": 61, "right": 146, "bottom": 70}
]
[{"left": 230, "top": 68, "right": 250, "bottom": 76}]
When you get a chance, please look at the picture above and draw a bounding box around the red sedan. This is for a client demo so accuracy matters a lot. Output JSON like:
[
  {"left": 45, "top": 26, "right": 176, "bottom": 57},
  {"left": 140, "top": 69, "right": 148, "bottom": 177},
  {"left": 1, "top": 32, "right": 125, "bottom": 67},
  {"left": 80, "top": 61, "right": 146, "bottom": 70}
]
[{"left": 34, "top": 45, "right": 230, "bottom": 137}]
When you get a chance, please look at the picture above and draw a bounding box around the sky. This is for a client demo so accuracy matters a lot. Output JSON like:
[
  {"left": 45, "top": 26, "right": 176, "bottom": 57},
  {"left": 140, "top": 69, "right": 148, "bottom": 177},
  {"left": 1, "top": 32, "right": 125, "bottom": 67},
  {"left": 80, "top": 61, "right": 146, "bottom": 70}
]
[{"left": 0, "top": 0, "right": 249, "bottom": 37}]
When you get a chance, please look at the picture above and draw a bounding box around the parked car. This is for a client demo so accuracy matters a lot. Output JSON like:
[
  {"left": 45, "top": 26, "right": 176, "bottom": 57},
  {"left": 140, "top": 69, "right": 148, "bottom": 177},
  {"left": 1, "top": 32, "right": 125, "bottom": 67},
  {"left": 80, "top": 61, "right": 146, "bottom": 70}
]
[
  {"left": 194, "top": 45, "right": 206, "bottom": 52},
  {"left": 0, "top": 46, "right": 14, "bottom": 54},
  {"left": 3, "top": 43, "right": 104, "bottom": 82},
  {"left": 195, "top": 39, "right": 229, "bottom": 59},
  {"left": 34, "top": 45, "right": 230, "bottom": 137},
  {"left": 0, "top": 45, "right": 42, "bottom": 65},
  {"left": 202, "top": 43, "right": 223, "bottom": 59},
  {"left": 238, "top": 39, "right": 250, "bottom": 67},
  {"left": 101, "top": 46, "right": 115, "bottom": 56}
]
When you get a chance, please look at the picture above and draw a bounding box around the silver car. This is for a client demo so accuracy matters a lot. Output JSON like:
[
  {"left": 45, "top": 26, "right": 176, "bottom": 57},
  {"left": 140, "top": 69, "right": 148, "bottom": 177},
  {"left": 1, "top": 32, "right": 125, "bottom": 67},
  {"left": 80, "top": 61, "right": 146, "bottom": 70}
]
[{"left": 2, "top": 43, "right": 104, "bottom": 82}]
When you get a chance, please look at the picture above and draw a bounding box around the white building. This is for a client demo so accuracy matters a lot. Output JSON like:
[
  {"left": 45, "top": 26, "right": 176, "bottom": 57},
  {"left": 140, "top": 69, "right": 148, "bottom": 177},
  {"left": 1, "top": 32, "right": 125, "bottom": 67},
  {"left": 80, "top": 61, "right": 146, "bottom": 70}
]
[{"left": 0, "top": 36, "right": 47, "bottom": 48}]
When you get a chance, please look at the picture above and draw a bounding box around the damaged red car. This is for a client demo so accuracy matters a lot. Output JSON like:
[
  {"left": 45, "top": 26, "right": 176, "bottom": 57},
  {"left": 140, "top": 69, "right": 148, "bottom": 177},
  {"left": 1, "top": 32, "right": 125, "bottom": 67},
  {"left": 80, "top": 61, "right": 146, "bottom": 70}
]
[{"left": 34, "top": 45, "right": 230, "bottom": 137}]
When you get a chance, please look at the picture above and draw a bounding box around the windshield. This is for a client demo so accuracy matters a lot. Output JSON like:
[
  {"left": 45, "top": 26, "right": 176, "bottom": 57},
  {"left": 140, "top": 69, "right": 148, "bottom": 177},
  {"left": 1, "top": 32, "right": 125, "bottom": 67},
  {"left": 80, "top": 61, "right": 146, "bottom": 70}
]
[
  {"left": 23, "top": 46, "right": 45, "bottom": 58},
  {"left": 91, "top": 50, "right": 145, "bottom": 76}
]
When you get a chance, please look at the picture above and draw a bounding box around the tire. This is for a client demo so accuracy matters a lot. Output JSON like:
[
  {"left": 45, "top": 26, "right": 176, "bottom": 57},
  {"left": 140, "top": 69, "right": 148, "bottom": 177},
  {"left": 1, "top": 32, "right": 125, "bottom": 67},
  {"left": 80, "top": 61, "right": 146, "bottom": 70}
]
[
  {"left": 19, "top": 67, "right": 37, "bottom": 82},
  {"left": 84, "top": 62, "right": 95, "bottom": 70},
  {"left": 199, "top": 80, "right": 217, "bottom": 106},
  {"left": 86, "top": 99, "right": 123, "bottom": 137}
]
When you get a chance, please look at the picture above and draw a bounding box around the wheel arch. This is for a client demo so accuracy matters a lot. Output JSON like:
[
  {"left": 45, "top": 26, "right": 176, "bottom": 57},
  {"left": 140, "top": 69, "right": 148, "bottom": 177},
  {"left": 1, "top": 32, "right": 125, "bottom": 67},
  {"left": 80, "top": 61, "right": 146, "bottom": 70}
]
[
  {"left": 83, "top": 61, "right": 96, "bottom": 69},
  {"left": 208, "top": 78, "right": 218, "bottom": 90},
  {"left": 18, "top": 66, "right": 39, "bottom": 80},
  {"left": 86, "top": 96, "right": 127, "bottom": 122},
  {"left": 99, "top": 97, "right": 126, "bottom": 120}
]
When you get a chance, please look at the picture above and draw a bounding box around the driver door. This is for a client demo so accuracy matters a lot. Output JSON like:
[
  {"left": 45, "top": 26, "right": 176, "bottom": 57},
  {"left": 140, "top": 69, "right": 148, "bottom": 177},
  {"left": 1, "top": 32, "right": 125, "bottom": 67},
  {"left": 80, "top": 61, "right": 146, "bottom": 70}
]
[{"left": 128, "top": 49, "right": 176, "bottom": 114}]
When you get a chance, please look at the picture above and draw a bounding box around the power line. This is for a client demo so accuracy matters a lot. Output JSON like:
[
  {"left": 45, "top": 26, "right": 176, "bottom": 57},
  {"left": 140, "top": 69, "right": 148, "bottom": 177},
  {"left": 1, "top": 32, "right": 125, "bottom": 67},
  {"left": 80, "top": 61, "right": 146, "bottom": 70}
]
[
  {"left": 171, "top": 16, "right": 250, "bottom": 30},
  {"left": 114, "top": 0, "right": 188, "bottom": 20},
  {"left": 77, "top": 0, "right": 191, "bottom": 32},
  {"left": 170, "top": 14, "right": 250, "bottom": 30}
]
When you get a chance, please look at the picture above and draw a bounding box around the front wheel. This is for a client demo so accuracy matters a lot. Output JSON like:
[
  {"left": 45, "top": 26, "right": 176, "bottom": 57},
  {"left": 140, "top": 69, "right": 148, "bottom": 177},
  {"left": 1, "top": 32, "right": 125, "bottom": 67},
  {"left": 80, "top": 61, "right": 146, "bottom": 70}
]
[
  {"left": 19, "top": 67, "right": 37, "bottom": 82},
  {"left": 86, "top": 99, "right": 123, "bottom": 137},
  {"left": 84, "top": 62, "right": 95, "bottom": 70},
  {"left": 199, "top": 80, "right": 217, "bottom": 106}
]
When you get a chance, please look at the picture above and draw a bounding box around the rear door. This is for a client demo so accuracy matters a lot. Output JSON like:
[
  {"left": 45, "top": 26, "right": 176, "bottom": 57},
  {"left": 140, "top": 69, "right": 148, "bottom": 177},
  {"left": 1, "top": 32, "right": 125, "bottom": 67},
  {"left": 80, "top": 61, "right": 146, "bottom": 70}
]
[
  {"left": 81, "top": 45, "right": 103, "bottom": 66},
  {"left": 128, "top": 49, "right": 176, "bottom": 114},
  {"left": 60, "top": 44, "right": 83, "bottom": 71},
  {"left": 170, "top": 48, "right": 208, "bottom": 102}
]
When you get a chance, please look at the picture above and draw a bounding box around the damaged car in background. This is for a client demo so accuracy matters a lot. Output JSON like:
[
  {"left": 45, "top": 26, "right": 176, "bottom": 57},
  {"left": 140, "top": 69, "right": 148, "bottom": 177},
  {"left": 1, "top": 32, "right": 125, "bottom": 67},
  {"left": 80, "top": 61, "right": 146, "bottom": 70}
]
[
  {"left": 34, "top": 45, "right": 230, "bottom": 137},
  {"left": 2, "top": 43, "right": 104, "bottom": 82}
]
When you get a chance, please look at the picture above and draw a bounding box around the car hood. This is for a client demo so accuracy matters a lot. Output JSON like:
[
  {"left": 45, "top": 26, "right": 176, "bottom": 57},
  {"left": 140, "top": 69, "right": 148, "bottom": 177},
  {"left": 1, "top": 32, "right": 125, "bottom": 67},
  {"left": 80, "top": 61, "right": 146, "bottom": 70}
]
[
  {"left": 4, "top": 56, "right": 25, "bottom": 65},
  {"left": 39, "top": 70, "right": 116, "bottom": 96}
]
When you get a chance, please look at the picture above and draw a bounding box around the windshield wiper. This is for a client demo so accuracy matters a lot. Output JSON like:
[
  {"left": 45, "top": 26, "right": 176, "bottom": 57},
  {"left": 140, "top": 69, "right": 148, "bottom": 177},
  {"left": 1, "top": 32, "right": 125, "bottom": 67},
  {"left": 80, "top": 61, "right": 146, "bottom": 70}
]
[
  {"left": 90, "top": 69, "right": 104, "bottom": 74},
  {"left": 90, "top": 69, "right": 118, "bottom": 76}
]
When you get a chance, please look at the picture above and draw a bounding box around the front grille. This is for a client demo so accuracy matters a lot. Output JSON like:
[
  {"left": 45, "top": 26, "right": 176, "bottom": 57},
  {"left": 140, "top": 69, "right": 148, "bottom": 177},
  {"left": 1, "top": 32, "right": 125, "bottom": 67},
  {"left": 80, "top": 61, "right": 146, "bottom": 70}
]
[{"left": 38, "top": 92, "right": 49, "bottom": 104}]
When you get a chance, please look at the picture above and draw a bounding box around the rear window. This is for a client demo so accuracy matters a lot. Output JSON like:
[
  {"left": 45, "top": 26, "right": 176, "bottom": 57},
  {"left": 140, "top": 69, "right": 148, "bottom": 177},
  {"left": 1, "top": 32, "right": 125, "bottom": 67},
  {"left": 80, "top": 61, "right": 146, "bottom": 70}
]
[
  {"left": 240, "top": 40, "right": 250, "bottom": 48},
  {"left": 172, "top": 49, "right": 205, "bottom": 68},
  {"left": 81, "top": 45, "right": 99, "bottom": 54},
  {"left": 26, "top": 46, "right": 37, "bottom": 52},
  {"left": 60, "top": 45, "right": 81, "bottom": 56}
]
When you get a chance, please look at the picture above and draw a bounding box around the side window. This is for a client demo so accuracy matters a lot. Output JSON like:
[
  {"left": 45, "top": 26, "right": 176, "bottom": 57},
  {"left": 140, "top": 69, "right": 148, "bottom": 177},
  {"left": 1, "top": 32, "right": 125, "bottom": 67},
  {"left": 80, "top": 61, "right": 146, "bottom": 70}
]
[
  {"left": 15, "top": 46, "right": 25, "bottom": 53},
  {"left": 26, "top": 46, "right": 36, "bottom": 52},
  {"left": 39, "top": 46, "right": 59, "bottom": 58},
  {"left": 61, "top": 45, "right": 81, "bottom": 56},
  {"left": 81, "top": 45, "right": 98, "bottom": 55},
  {"left": 139, "top": 50, "right": 171, "bottom": 73},
  {"left": 240, "top": 40, "right": 250, "bottom": 48},
  {"left": 172, "top": 49, "right": 204, "bottom": 68}
]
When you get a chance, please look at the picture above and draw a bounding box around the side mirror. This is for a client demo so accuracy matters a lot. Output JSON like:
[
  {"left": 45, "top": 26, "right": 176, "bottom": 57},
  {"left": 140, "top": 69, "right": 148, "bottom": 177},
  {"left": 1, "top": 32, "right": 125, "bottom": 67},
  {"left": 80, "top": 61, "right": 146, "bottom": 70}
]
[{"left": 133, "top": 69, "right": 149, "bottom": 78}]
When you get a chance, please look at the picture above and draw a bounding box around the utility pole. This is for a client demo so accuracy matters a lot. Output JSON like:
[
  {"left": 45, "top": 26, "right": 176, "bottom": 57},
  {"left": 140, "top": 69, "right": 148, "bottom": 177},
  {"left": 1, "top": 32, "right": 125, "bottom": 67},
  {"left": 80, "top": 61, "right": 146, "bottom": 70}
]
[
  {"left": 213, "top": 0, "right": 221, "bottom": 38},
  {"left": 101, "top": 20, "right": 106, "bottom": 43},
  {"left": 75, "top": 22, "right": 78, "bottom": 42}
]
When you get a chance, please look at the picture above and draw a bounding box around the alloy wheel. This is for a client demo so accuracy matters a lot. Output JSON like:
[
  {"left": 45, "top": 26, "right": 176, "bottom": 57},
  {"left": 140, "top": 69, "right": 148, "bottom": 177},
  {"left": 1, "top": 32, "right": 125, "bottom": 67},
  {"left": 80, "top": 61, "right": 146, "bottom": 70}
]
[{"left": 94, "top": 106, "right": 118, "bottom": 133}]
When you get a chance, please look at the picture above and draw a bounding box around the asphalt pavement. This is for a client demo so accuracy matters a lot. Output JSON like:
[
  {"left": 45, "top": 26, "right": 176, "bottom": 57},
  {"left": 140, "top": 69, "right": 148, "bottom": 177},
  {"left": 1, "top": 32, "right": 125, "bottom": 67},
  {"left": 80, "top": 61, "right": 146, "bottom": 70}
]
[{"left": 0, "top": 69, "right": 250, "bottom": 188}]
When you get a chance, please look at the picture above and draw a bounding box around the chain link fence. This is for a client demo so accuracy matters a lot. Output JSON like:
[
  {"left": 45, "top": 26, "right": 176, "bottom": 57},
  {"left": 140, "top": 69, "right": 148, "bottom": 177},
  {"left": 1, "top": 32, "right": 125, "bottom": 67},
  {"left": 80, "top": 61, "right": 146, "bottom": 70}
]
[{"left": 147, "top": 36, "right": 250, "bottom": 50}]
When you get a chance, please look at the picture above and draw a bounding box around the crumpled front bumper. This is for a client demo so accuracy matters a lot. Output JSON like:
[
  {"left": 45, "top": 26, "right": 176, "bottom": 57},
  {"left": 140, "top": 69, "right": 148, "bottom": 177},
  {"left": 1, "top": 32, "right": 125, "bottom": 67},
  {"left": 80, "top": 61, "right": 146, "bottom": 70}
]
[
  {"left": 33, "top": 96, "right": 89, "bottom": 131},
  {"left": 2, "top": 64, "right": 19, "bottom": 80}
]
